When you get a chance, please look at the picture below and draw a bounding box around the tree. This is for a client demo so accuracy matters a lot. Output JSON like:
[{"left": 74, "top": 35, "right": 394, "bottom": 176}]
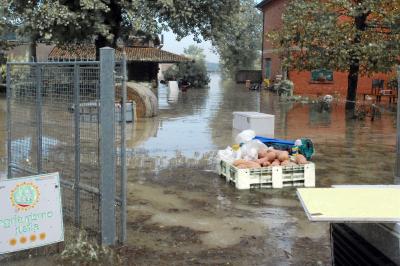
[
  {"left": 163, "top": 45, "right": 210, "bottom": 88},
  {"left": 0, "top": 7, "right": 6, "bottom": 50},
  {"left": 183, "top": 45, "right": 207, "bottom": 63},
  {"left": 4, "top": 0, "right": 240, "bottom": 58},
  {"left": 212, "top": 0, "right": 262, "bottom": 77},
  {"left": 270, "top": 0, "right": 400, "bottom": 111},
  {"left": 0, "top": 3, "right": 15, "bottom": 51}
]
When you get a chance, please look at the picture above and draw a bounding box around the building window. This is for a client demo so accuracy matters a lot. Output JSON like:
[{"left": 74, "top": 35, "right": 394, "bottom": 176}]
[
  {"left": 311, "top": 69, "right": 333, "bottom": 82},
  {"left": 265, "top": 58, "right": 271, "bottom": 79}
]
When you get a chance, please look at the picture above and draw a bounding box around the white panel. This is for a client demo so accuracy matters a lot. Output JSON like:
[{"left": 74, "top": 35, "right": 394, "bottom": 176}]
[
  {"left": 297, "top": 187, "right": 400, "bottom": 222},
  {"left": 0, "top": 173, "right": 64, "bottom": 254}
]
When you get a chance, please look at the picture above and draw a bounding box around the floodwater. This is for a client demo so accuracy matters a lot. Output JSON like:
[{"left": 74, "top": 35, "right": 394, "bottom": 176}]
[
  {"left": 120, "top": 74, "right": 397, "bottom": 265},
  {"left": 0, "top": 73, "right": 398, "bottom": 265}
]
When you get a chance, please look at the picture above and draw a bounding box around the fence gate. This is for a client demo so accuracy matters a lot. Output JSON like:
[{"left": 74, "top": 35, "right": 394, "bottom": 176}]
[{"left": 6, "top": 48, "right": 127, "bottom": 245}]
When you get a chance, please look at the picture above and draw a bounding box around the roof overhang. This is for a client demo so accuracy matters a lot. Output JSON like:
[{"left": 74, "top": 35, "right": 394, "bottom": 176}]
[
  {"left": 48, "top": 45, "right": 190, "bottom": 63},
  {"left": 255, "top": 0, "right": 275, "bottom": 10}
]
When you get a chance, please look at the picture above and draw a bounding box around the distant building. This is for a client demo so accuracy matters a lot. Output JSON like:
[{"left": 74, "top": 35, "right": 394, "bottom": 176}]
[
  {"left": 1, "top": 29, "right": 189, "bottom": 83},
  {"left": 48, "top": 36, "right": 189, "bottom": 83},
  {"left": 256, "top": 0, "right": 390, "bottom": 96}
]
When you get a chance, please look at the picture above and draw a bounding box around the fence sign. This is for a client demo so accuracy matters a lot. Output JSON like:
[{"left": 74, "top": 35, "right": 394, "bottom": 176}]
[{"left": 0, "top": 173, "right": 64, "bottom": 254}]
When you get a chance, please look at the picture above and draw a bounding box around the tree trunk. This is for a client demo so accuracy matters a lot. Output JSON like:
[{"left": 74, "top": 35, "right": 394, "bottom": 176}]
[
  {"left": 345, "top": 59, "right": 360, "bottom": 111},
  {"left": 345, "top": 10, "right": 370, "bottom": 111},
  {"left": 95, "top": 35, "right": 113, "bottom": 60},
  {"left": 94, "top": 0, "right": 122, "bottom": 60}
]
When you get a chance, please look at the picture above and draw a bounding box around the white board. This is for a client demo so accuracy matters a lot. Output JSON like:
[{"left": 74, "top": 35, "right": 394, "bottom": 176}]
[
  {"left": 297, "top": 187, "right": 400, "bottom": 222},
  {"left": 0, "top": 173, "right": 64, "bottom": 254}
]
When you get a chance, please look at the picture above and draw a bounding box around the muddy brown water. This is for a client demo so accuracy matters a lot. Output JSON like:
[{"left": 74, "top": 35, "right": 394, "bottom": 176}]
[{"left": 0, "top": 74, "right": 397, "bottom": 265}]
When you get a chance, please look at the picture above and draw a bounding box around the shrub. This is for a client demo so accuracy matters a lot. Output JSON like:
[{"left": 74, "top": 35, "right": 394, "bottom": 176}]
[{"left": 163, "top": 45, "right": 210, "bottom": 88}]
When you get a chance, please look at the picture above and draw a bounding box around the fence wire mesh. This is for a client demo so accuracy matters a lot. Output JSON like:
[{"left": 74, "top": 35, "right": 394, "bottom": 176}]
[{"left": 6, "top": 56, "right": 127, "bottom": 255}]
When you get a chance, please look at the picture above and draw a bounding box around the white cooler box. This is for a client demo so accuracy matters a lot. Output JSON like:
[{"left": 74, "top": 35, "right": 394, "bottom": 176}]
[{"left": 233, "top": 112, "right": 274, "bottom": 137}]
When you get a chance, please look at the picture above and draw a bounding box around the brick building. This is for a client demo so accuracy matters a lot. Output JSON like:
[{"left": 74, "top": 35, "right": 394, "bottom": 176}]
[{"left": 256, "top": 0, "right": 391, "bottom": 96}]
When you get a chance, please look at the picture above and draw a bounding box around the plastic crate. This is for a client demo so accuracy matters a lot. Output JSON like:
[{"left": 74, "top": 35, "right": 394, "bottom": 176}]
[{"left": 217, "top": 159, "right": 315, "bottom": 190}]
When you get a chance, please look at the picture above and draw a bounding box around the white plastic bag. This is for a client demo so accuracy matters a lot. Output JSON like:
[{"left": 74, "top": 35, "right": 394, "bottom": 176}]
[
  {"left": 235, "top": 129, "right": 256, "bottom": 144},
  {"left": 241, "top": 145, "right": 258, "bottom": 161},
  {"left": 217, "top": 146, "right": 235, "bottom": 164},
  {"left": 240, "top": 139, "right": 268, "bottom": 161}
]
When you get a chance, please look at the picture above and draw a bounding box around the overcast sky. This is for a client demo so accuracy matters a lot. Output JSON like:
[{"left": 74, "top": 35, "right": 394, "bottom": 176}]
[{"left": 161, "top": 30, "right": 220, "bottom": 64}]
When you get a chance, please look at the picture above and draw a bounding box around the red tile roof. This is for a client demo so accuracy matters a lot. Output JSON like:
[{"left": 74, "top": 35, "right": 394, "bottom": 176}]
[{"left": 48, "top": 45, "right": 190, "bottom": 63}]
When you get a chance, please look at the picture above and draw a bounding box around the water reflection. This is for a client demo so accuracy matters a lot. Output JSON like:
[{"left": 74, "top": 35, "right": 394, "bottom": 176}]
[
  {"left": 0, "top": 71, "right": 397, "bottom": 175},
  {"left": 158, "top": 81, "right": 210, "bottom": 116},
  {"left": 10, "top": 136, "right": 61, "bottom": 162},
  {"left": 166, "top": 81, "right": 179, "bottom": 104},
  {"left": 309, "top": 103, "right": 332, "bottom": 126},
  {"left": 131, "top": 76, "right": 215, "bottom": 159}
]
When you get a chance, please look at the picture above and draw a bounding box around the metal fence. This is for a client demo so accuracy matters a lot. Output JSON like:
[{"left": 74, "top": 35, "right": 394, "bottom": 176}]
[{"left": 6, "top": 48, "right": 127, "bottom": 245}]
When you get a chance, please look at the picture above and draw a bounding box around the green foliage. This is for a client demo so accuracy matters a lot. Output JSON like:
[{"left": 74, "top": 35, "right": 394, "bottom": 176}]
[
  {"left": 183, "top": 45, "right": 206, "bottom": 62},
  {"left": 4, "top": 0, "right": 240, "bottom": 49},
  {"left": 0, "top": 4, "right": 6, "bottom": 43},
  {"left": 0, "top": 55, "right": 27, "bottom": 83},
  {"left": 271, "top": 0, "right": 400, "bottom": 74},
  {"left": 0, "top": 3, "right": 17, "bottom": 51},
  {"left": 0, "top": 64, "right": 5, "bottom": 83},
  {"left": 163, "top": 66, "right": 177, "bottom": 81},
  {"left": 387, "top": 75, "right": 399, "bottom": 89},
  {"left": 163, "top": 45, "right": 210, "bottom": 88},
  {"left": 212, "top": 0, "right": 262, "bottom": 77},
  {"left": 269, "top": 0, "right": 400, "bottom": 109}
]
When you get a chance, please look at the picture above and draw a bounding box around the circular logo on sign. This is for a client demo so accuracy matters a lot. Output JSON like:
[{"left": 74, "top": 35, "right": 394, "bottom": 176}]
[{"left": 10, "top": 182, "right": 40, "bottom": 211}]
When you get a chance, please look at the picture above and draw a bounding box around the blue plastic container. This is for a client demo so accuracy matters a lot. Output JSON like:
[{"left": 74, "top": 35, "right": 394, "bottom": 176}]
[
  {"left": 254, "top": 136, "right": 295, "bottom": 146},
  {"left": 254, "top": 136, "right": 314, "bottom": 160}
]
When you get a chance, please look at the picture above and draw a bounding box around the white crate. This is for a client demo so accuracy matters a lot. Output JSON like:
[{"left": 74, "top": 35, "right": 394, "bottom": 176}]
[
  {"left": 217, "top": 159, "right": 315, "bottom": 190},
  {"left": 233, "top": 112, "right": 274, "bottom": 137}
]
